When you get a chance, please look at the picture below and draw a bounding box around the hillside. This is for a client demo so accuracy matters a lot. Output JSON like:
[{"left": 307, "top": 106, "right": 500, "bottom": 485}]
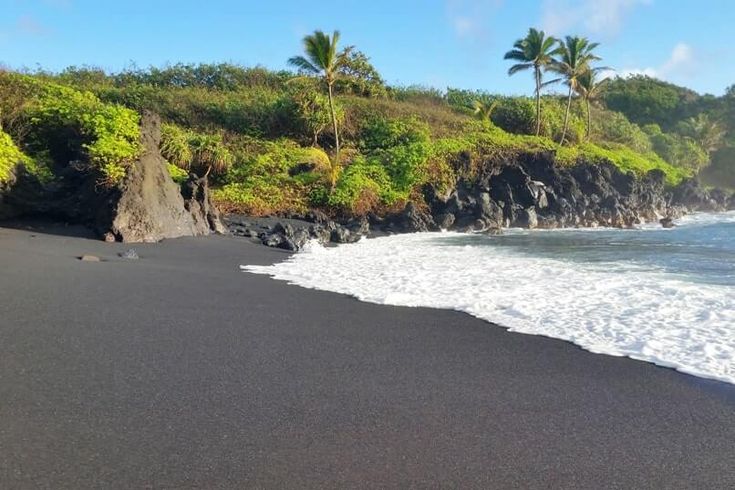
[{"left": 0, "top": 61, "right": 732, "bottom": 224}]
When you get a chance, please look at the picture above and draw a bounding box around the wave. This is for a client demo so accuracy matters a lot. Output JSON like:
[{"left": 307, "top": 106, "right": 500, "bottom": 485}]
[{"left": 243, "top": 218, "right": 735, "bottom": 385}]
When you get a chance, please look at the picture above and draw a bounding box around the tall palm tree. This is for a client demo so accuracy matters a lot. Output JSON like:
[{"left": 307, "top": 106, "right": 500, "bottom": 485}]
[
  {"left": 504, "top": 28, "right": 558, "bottom": 136},
  {"left": 550, "top": 36, "right": 602, "bottom": 144},
  {"left": 288, "top": 30, "right": 346, "bottom": 156},
  {"left": 574, "top": 68, "right": 610, "bottom": 140}
]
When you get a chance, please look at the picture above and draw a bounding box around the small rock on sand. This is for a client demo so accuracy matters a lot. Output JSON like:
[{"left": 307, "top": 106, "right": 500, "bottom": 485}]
[
  {"left": 80, "top": 255, "right": 101, "bottom": 262},
  {"left": 119, "top": 249, "right": 139, "bottom": 260}
]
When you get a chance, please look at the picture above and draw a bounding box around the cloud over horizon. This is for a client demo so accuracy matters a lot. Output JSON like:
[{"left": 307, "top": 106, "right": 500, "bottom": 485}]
[
  {"left": 540, "top": 0, "right": 652, "bottom": 37},
  {"left": 620, "top": 42, "right": 695, "bottom": 80}
]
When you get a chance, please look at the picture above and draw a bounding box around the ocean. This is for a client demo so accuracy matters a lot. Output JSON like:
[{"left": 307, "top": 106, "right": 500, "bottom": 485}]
[{"left": 244, "top": 212, "right": 735, "bottom": 384}]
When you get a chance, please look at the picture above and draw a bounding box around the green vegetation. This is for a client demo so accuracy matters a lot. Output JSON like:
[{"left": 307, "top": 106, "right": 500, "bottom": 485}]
[
  {"left": 160, "top": 123, "right": 234, "bottom": 177},
  {"left": 0, "top": 73, "right": 141, "bottom": 185},
  {"left": 2, "top": 24, "right": 733, "bottom": 215},
  {"left": 0, "top": 129, "right": 31, "bottom": 183}
]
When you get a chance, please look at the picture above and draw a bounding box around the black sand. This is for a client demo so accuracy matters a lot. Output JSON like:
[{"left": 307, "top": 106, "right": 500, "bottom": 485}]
[{"left": 1, "top": 224, "right": 734, "bottom": 489}]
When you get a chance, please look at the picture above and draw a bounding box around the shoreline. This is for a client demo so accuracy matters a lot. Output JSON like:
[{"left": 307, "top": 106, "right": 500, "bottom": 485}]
[
  {"left": 1, "top": 223, "right": 734, "bottom": 488},
  {"left": 245, "top": 213, "right": 735, "bottom": 387}
]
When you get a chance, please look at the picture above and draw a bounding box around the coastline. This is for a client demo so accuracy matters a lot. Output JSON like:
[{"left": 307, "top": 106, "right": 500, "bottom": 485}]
[{"left": 1, "top": 223, "right": 734, "bottom": 488}]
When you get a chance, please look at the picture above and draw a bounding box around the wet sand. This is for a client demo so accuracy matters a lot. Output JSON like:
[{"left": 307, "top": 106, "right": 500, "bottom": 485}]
[{"left": 1, "top": 224, "right": 734, "bottom": 488}]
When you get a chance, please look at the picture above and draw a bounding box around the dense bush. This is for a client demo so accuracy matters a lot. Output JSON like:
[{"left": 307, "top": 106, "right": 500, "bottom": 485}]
[
  {"left": 212, "top": 138, "right": 329, "bottom": 215},
  {"left": 601, "top": 75, "right": 699, "bottom": 129},
  {"left": 335, "top": 49, "right": 388, "bottom": 98},
  {"left": 2, "top": 74, "right": 142, "bottom": 185},
  {"left": 557, "top": 142, "right": 690, "bottom": 185},
  {"left": 160, "top": 123, "right": 234, "bottom": 176},
  {"left": 3, "top": 64, "right": 721, "bottom": 218},
  {"left": 359, "top": 116, "right": 432, "bottom": 193},
  {"left": 643, "top": 124, "right": 708, "bottom": 171},
  {"left": 591, "top": 109, "right": 653, "bottom": 153},
  {"left": 0, "top": 130, "right": 30, "bottom": 182},
  {"left": 95, "top": 84, "right": 297, "bottom": 138},
  {"left": 327, "top": 157, "right": 398, "bottom": 213}
]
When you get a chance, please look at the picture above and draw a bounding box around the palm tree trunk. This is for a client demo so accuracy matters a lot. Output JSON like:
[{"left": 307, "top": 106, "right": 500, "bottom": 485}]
[
  {"left": 327, "top": 82, "right": 340, "bottom": 156},
  {"left": 326, "top": 82, "right": 340, "bottom": 191},
  {"left": 560, "top": 84, "right": 573, "bottom": 145},
  {"left": 535, "top": 66, "right": 542, "bottom": 136},
  {"left": 585, "top": 98, "right": 591, "bottom": 141}
]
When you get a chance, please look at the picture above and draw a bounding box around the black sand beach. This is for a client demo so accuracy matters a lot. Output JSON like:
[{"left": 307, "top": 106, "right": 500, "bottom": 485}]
[{"left": 1, "top": 224, "right": 734, "bottom": 489}]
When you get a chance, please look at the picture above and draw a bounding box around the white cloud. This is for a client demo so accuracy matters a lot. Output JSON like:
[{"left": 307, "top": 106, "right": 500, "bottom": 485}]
[
  {"left": 446, "top": 0, "right": 503, "bottom": 40},
  {"left": 541, "top": 0, "right": 652, "bottom": 37},
  {"left": 620, "top": 42, "right": 695, "bottom": 80},
  {"left": 16, "top": 15, "right": 49, "bottom": 36}
]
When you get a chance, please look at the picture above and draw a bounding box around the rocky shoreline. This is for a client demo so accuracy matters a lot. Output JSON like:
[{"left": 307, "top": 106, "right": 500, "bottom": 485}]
[
  {"left": 2, "top": 117, "right": 732, "bottom": 249},
  {"left": 228, "top": 152, "right": 735, "bottom": 251}
]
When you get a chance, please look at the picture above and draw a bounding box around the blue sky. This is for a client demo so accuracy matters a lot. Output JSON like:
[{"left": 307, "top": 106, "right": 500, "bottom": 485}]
[{"left": 1, "top": 0, "right": 733, "bottom": 95}]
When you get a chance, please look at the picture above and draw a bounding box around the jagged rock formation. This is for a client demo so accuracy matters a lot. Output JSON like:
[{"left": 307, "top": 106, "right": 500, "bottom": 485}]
[
  {"left": 104, "top": 112, "right": 224, "bottom": 242},
  {"left": 425, "top": 152, "right": 733, "bottom": 232},
  {"left": 0, "top": 111, "right": 226, "bottom": 242},
  {"left": 232, "top": 151, "right": 734, "bottom": 251}
]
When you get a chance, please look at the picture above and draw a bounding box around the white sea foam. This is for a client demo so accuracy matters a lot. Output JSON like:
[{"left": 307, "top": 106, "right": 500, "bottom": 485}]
[{"left": 243, "top": 214, "right": 735, "bottom": 385}]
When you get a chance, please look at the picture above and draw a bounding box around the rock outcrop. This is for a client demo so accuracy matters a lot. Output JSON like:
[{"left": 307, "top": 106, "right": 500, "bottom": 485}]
[
  {"left": 227, "top": 151, "right": 734, "bottom": 252},
  {"left": 105, "top": 112, "right": 226, "bottom": 242},
  {"left": 422, "top": 152, "right": 733, "bottom": 233},
  {"left": 227, "top": 215, "right": 368, "bottom": 251},
  {"left": 0, "top": 111, "right": 226, "bottom": 243}
]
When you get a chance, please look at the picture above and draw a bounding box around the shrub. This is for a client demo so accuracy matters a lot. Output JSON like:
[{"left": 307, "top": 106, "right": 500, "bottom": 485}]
[
  {"left": 166, "top": 162, "right": 189, "bottom": 183},
  {"left": 556, "top": 142, "right": 691, "bottom": 185},
  {"left": 160, "top": 123, "right": 233, "bottom": 176},
  {"left": 212, "top": 137, "right": 329, "bottom": 215},
  {"left": 643, "top": 124, "right": 708, "bottom": 171},
  {"left": 328, "top": 157, "right": 399, "bottom": 213},
  {"left": 390, "top": 85, "right": 445, "bottom": 105},
  {"left": 359, "top": 116, "right": 432, "bottom": 192},
  {"left": 289, "top": 80, "right": 342, "bottom": 145},
  {"left": 11, "top": 74, "right": 142, "bottom": 185},
  {"left": 592, "top": 109, "right": 653, "bottom": 153},
  {"left": 0, "top": 130, "right": 31, "bottom": 183},
  {"left": 484, "top": 96, "right": 585, "bottom": 143}
]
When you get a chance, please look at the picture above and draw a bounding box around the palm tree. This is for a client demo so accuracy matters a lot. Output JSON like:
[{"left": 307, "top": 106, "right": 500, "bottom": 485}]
[
  {"left": 550, "top": 36, "right": 603, "bottom": 144},
  {"left": 504, "top": 28, "right": 558, "bottom": 136},
  {"left": 288, "top": 30, "right": 346, "bottom": 157},
  {"left": 472, "top": 99, "right": 498, "bottom": 123},
  {"left": 574, "top": 68, "right": 610, "bottom": 140},
  {"left": 678, "top": 113, "right": 726, "bottom": 155}
]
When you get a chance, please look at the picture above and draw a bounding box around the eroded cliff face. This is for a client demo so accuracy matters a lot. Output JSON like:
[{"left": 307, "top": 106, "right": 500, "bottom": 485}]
[
  {"left": 229, "top": 151, "right": 734, "bottom": 251},
  {"left": 422, "top": 151, "right": 733, "bottom": 233},
  {"left": 0, "top": 111, "right": 225, "bottom": 243}
]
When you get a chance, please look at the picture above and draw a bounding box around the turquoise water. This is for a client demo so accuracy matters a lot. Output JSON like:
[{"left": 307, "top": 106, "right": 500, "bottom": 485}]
[{"left": 450, "top": 212, "right": 735, "bottom": 287}]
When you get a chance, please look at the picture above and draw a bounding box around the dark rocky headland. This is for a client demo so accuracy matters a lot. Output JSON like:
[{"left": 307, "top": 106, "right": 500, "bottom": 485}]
[
  {"left": 1, "top": 113, "right": 733, "bottom": 250},
  {"left": 228, "top": 153, "right": 735, "bottom": 251}
]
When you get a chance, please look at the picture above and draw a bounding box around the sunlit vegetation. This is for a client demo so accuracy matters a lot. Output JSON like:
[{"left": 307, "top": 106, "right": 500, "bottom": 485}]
[{"left": 2, "top": 25, "right": 733, "bottom": 214}]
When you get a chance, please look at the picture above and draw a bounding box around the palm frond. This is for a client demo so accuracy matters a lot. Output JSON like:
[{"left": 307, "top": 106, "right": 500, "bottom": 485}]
[
  {"left": 288, "top": 55, "right": 320, "bottom": 74},
  {"left": 508, "top": 63, "right": 533, "bottom": 75}
]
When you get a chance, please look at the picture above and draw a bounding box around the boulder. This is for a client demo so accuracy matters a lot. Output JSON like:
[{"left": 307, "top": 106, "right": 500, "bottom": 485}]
[
  {"left": 434, "top": 212, "right": 455, "bottom": 230},
  {"left": 660, "top": 217, "right": 675, "bottom": 228},
  {"left": 383, "top": 202, "right": 436, "bottom": 233}
]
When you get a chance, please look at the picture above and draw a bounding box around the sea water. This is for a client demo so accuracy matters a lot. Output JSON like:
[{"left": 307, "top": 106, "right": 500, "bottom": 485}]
[{"left": 243, "top": 212, "right": 735, "bottom": 384}]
